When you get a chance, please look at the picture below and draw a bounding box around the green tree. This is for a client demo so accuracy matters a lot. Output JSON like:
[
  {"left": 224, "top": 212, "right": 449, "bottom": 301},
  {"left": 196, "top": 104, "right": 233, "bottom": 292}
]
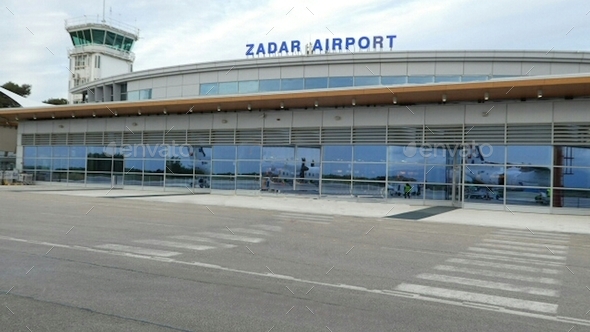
[
  {"left": 0, "top": 81, "right": 32, "bottom": 108},
  {"left": 43, "top": 98, "right": 68, "bottom": 105}
]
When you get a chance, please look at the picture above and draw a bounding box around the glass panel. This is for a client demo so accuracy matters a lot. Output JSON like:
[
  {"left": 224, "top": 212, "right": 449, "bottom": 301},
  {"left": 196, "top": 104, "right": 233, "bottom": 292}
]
[
  {"left": 425, "top": 165, "right": 453, "bottom": 184},
  {"left": 124, "top": 159, "right": 143, "bottom": 173},
  {"left": 166, "top": 158, "right": 193, "bottom": 175},
  {"left": 381, "top": 76, "right": 407, "bottom": 85},
  {"left": 262, "top": 161, "right": 294, "bottom": 178},
  {"left": 238, "top": 80, "right": 258, "bottom": 94},
  {"left": 296, "top": 147, "right": 321, "bottom": 165},
  {"left": 555, "top": 167, "right": 590, "bottom": 189},
  {"left": 23, "top": 158, "right": 35, "bottom": 170},
  {"left": 218, "top": 82, "right": 238, "bottom": 95},
  {"left": 236, "top": 176, "right": 261, "bottom": 190},
  {"left": 388, "top": 145, "right": 425, "bottom": 164},
  {"left": 552, "top": 189, "right": 590, "bottom": 209},
  {"left": 36, "top": 158, "right": 51, "bottom": 170},
  {"left": 143, "top": 174, "right": 164, "bottom": 187},
  {"left": 144, "top": 159, "right": 165, "bottom": 173},
  {"left": 82, "top": 30, "right": 92, "bottom": 44},
  {"left": 91, "top": 29, "right": 105, "bottom": 44},
  {"left": 191, "top": 175, "right": 210, "bottom": 188},
  {"left": 144, "top": 145, "right": 167, "bottom": 159},
  {"left": 322, "top": 162, "right": 352, "bottom": 179},
  {"left": 434, "top": 75, "right": 461, "bottom": 83},
  {"left": 462, "top": 75, "right": 489, "bottom": 82},
  {"left": 237, "top": 145, "right": 261, "bottom": 160},
  {"left": 70, "top": 32, "right": 81, "bottom": 46},
  {"left": 263, "top": 146, "right": 294, "bottom": 161},
  {"left": 211, "top": 176, "right": 235, "bottom": 190},
  {"left": 555, "top": 146, "right": 590, "bottom": 167},
  {"left": 52, "top": 146, "right": 68, "bottom": 158},
  {"left": 37, "top": 147, "right": 52, "bottom": 158},
  {"left": 124, "top": 173, "right": 142, "bottom": 186},
  {"left": 353, "top": 145, "right": 386, "bottom": 162},
  {"left": 354, "top": 76, "right": 380, "bottom": 86},
  {"left": 86, "top": 172, "right": 112, "bottom": 184},
  {"left": 122, "top": 37, "right": 133, "bottom": 51},
  {"left": 165, "top": 175, "right": 192, "bottom": 188},
  {"left": 464, "top": 165, "right": 505, "bottom": 185},
  {"left": 281, "top": 78, "right": 304, "bottom": 91},
  {"left": 465, "top": 144, "right": 505, "bottom": 165},
  {"left": 199, "top": 83, "right": 218, "bottom": 95},
  {"left": 507, "top": 145, "right": 551, "bottom": 166},
  {"left": 504, "top": 165, "right": 550, "bottom": 187},
  {"left": 68, "top": 159, "right": 86, "bottom": 171},
  {"left": 87, "top": 159, "right": 112, "bottom": 172},
  {"left": 105, "top": 31, "right": 116, "bottom": 46},
  {"left": 464, "top": 185, "right": 503, "bottom": 203},
  {"left": 259, "top": 79, "right": 281, "bottom": 92},
  {"left": 328, "top": 77, "right": 353, "bottom": 88},
  {"left": 69, "top": 146, "right": 86, "bottom": 158},
  {"left": 388, "top": 164, "right": 425, "bottom": 182},
  {"left": 213, "top": 146, "right": 236, "bottom": 160},
  {"left": 237, "top": 161, "right": 260, "bottom": 176},
  {"left": 323, "top": 145, "right": 352, "bottom": 162},
  {"left": 321, "top": 180, "right": 351, "bottom": 195},
  {"left": 304, "top": 77, "right": 328, "bottom": 89},
  {"left": 353, "top": 163, "right": 386, "bottom": 180},
  {"left": 24, "top": 146, "right": 36, "bottom": 158},
  {"left": 505, "top": 187, "right": 549, "bottom": 206},
  {"left": 51, "top": 171, "right": 67, "bottom": 182},
  {"left": 212, "top": 161, "right": 235, "bottom": 176},
  {"left": 113, "top": 34, "right": 124, "bottom": 50},
  {"left": 68, "top": 172, "right": 85, "bottom": 184},
  {"left": 51, "top": 158, "right": 68, "bottom": 171},
  {"left": 352, "top": 181, "right": 385, "bottom": 197},
  {"left": 387, "top": 182, "right": 422, "bottom": 198},
  {"left": 424, "top": 184, "right": 451, "bottom": 200},
  {"left": 408, "top": 76, "right": 434, "bottom": 84},
  {"left": 139, "top": 89, "right": 152, "bottom": 100}
]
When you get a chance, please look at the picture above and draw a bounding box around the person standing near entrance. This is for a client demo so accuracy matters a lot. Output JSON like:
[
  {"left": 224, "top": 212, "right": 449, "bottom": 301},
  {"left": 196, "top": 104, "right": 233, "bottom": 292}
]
[{"left": 404, "top": 183, "right": 412, "bottom": 199}]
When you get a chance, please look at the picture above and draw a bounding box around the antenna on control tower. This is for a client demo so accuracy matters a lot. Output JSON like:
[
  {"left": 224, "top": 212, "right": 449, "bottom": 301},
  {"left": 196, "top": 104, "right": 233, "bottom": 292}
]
[{"left": 102, "top": 0, "right": 106, "bottom": 23}]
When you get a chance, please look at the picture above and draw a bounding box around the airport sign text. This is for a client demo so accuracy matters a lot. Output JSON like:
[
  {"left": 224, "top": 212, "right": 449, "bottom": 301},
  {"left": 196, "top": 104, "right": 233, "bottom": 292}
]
[{"left": 246, "top": 35, "right": 396, "bottom": 56}]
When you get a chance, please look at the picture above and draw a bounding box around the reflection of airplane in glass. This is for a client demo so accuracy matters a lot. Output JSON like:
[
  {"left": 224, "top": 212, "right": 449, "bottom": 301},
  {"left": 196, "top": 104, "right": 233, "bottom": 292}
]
[
  {"left": 273, "top": 158, "right": 320, "bottom": 182},
  {"left": 464, "top": 145, "right": 550, "bottom": 187}
]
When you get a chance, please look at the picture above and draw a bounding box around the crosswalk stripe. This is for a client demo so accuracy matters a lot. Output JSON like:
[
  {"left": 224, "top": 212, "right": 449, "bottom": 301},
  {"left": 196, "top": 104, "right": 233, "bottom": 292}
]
[
  {"left": 395, "top": 283, "right": 558, "bottom": 314},
  {"left": 460, "top": 252, "right": 565, "bottom": 267},
  {"left": 482, "top": 239, "right": 568, "bottom": 250},
  {"left": 416, "top": 273, "right": 559, "bottom": 297},
  {"left": 197, "top": 232, "right": 264, "bottom": 243},
  {"left": 277, "top": 213, "right": 333, "bottom": 221},
  {"left": 447, "top": 258, "right": 561, "bottom": 274},
  {"left": 494, "top": 229, "right": 569, "bottom": 238},
  {"left": 488, "top": 234, "right": 569, "bottom": 244},
  {"left": 170, "top": 236, "right": 237, "bottom": 248},
  {"left": 493, "top": 231, "right": 570, "bottom": 241},
  {"left": 478, "top": 243, "right": 568, "bottom": 255},
  {"left": 95, "top": 244, "right": 181, "bottom": 257},
  {"left": 134, "top": 239, "right": 216, "bottom": 251},
  {"left": 251, "top": 224, "right": 282, "bottom": 232},
  {"left": 433, "top": 265, "right": 562, "bottom": 285},
  {"left": 228, "top": 228, "right": 271, "bottom": 236},
  {"left": 468, "top": 247, "right": 566, "bottom": 261}
]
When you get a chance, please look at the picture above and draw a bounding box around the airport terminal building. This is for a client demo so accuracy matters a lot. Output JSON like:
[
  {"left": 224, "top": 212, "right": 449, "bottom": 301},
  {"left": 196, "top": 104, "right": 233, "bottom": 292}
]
[{"left": 2, "top": 25, "right": 589, "bottom": 215}]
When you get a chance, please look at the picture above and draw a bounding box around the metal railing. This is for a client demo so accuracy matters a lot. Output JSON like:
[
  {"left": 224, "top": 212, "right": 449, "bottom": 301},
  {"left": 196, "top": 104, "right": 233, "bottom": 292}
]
[{"left": 65, "top": 16, "right": 140, "bottom": 37}]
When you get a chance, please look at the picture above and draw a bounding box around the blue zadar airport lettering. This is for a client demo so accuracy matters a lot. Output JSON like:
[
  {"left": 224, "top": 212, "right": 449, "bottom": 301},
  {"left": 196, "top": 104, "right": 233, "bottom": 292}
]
[{"left": 246, "top": 35, "right": 397, "bottom": 56}]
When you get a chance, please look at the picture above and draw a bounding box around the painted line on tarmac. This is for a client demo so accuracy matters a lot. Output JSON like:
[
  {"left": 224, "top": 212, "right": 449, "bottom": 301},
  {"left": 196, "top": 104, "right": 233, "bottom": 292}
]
[
  {"left": 433, "top": 265, "right": 561, "bottom": 285},
  {"left": 467, "top": 247, "right": 566, "bottom": 261},
  {"left": 95, "top": 244, "right": 182, "bottom": 257},
  {"left": 482, "top": 239, "right": 568, "bottom": 250},
  {"left": 1, "top": 235, "right": 590, "bottom": 328}
]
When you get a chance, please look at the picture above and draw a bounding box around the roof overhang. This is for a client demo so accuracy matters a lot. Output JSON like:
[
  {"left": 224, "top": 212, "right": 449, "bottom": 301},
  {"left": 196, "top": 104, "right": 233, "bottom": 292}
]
[{"left": 3, "top": 75, "right": 590, "bottom": 127}]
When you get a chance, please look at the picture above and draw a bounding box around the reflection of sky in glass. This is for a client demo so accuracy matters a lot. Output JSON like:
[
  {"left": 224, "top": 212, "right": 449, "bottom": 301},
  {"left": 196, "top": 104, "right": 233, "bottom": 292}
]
[
  {"left": 507, "top": 146, "right": 551, "bottom": 165},
  {"left": 263, "top": 147, "right": 295, "bottom": 161},
  {"left": 353, "top": 146, "right": 386, "bottom": 162}
]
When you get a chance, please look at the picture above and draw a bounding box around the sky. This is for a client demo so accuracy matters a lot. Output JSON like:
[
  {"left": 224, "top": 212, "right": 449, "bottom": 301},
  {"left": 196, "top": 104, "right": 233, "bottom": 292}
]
[{"left": 1, "top": 0, "right": 590, "bottom": 101}]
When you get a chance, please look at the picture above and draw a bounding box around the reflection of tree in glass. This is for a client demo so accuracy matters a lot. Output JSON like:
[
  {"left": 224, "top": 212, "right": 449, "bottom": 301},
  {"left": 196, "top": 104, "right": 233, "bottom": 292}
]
[{"left": 166, "top": 157, "right": 193, "bottom": 174}]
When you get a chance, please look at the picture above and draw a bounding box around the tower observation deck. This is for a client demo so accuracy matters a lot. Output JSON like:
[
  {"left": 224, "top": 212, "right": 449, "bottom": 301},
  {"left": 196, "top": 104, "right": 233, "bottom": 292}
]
[{"left": 65, "top": 15, "right": 139, "bottom": 103}]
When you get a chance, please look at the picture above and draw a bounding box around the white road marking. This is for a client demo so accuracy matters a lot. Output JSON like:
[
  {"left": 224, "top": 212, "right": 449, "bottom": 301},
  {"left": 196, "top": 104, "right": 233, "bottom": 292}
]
[
  {"left": 482, "top": 239, "right": 568, "bottom": 250},
  {"left": 494, "top": 229, "right": 570, "bottom": 239},
  {"left": 395, "top": 283, "right": 558, "bottom": 314},
  {"left": 416, "top": 273, "right": 559, "bottom": 297},
  {"left": 460, "top": 252, "right": 565, "bottom": 267},
  {"left": 447, "top": 258, "right": 561, "bottom": 274},
  {"left": 196, "top": 232, "right": 264, "bottom": 243},
  {"left": 228, "top": 228, "right": 271, "bottom": 236},
  {"left": 477, "top": 243, "right": 568, "bottom": 255},
  {"left": 134, "top": 239, "right": 216, "bottom": 251},
  {"left": 433, "top": 265, "right": 561, "bottom": 285},
  {"left": 94, "top": 244, "right": 181, "bottom": 257},
  {"left": 488, "top": 234, "right": 569, "bottom": 244},
  {"left": 468, "top": 247, "right": 566, "bottom": 261},
  {"left": 1, "top": 235, "right": 589, "bottom": 326},
  {"left": 251, "top": 225, "right": 282, "bottom": 232},
  {"left": 170, "top": 236, "right": 237, "bottom": 248}
]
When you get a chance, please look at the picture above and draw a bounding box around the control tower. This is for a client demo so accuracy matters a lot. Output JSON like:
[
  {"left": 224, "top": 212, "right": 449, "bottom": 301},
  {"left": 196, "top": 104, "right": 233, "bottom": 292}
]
[{"left": 65, "top": 12, "right": 139, "bottom": 104}]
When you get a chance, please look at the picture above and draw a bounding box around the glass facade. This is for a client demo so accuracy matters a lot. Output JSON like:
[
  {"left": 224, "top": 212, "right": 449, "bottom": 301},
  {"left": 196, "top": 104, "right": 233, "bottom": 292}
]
[{"left": 69, "top": 29, "right": 134, "bottom": 52}]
